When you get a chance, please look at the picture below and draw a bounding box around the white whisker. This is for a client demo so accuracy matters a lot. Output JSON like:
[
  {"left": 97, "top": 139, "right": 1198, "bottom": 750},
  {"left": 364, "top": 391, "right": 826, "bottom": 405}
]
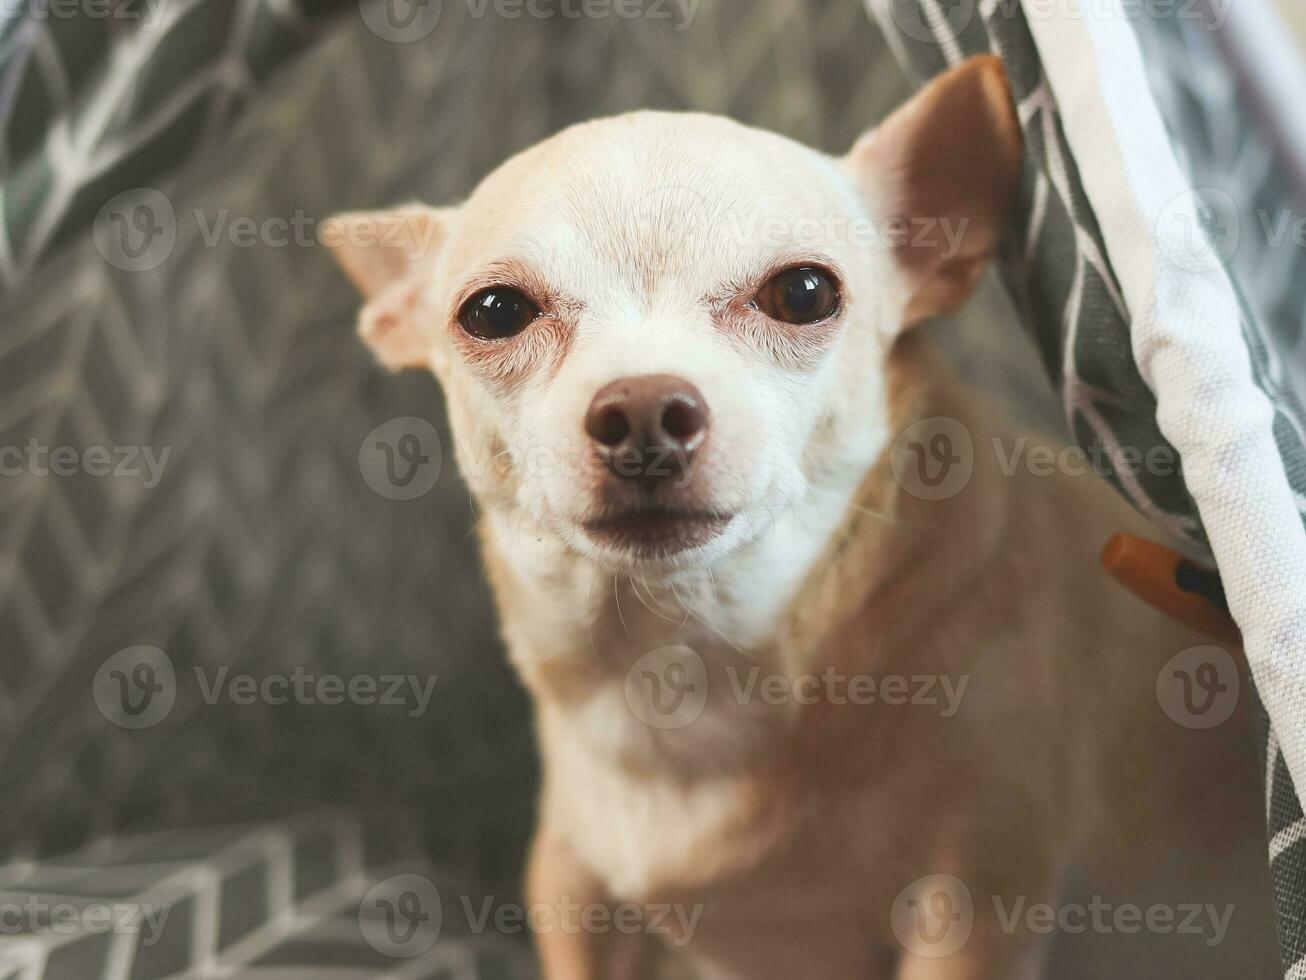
[{"left": 613, "top": 574, "right": 630, "bottom": 638}]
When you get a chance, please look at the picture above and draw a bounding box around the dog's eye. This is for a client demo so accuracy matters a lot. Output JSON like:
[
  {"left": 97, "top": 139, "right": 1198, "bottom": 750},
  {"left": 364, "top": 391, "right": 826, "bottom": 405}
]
[
  {"left": 458, "top": 287, "right": 540, "bottom": 340},
  {"left": 752, "top": 267, "right": 840, "bottom": 325}
]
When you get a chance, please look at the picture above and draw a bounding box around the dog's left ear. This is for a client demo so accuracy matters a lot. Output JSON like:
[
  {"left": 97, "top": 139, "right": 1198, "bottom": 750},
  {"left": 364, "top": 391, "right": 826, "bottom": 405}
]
[
  {"left": 845, "top": 55, "right": 1022, "bottom": 329},
  {"left": 322, "top": 204, "right": 451, "bottom": 371}
]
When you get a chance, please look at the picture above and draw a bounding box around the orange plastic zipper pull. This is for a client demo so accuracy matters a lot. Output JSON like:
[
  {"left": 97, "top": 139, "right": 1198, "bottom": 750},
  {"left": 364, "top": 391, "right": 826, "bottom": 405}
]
[{"left": 1100, "top": 533, "right": 1241, "bottom": 647}]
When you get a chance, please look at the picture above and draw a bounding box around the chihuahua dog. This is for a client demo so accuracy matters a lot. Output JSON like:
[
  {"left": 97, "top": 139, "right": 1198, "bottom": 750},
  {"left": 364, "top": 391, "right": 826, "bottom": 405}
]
[{"left": 327, "top": 57, "right": 1275, "bottom": 979}]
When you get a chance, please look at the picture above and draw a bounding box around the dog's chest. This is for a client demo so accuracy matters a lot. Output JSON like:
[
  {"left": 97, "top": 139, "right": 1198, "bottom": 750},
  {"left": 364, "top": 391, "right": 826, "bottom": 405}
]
[
  {"left": 545, "top": 720, "right": 767, "bottom": 900},
  {"left": 493, "top": 525, "right": 840, "bottom": 896}
]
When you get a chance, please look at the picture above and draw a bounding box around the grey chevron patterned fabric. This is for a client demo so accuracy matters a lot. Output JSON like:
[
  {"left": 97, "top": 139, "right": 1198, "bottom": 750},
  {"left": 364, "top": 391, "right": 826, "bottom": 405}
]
[
  {"left": 0, "top": 810, "right": 535, "bottom": 978},
  {"left": 870, "top": 1, "right": 1306, "bottom": 975},
  {"left": 0, "top": 0, "right": 354, "bottom": 295}
]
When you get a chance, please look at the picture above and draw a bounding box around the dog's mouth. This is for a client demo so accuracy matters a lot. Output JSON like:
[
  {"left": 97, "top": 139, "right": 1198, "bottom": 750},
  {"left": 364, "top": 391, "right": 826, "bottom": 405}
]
[{"left": 582, "top": 505, "right": 734, "bottom": 558}]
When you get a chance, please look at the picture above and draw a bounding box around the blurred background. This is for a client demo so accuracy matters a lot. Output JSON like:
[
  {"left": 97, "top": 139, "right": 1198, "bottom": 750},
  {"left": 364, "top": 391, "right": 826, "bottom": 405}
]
[{"left": 1277, "top": 0, "right": 1305, "bottom": 42}]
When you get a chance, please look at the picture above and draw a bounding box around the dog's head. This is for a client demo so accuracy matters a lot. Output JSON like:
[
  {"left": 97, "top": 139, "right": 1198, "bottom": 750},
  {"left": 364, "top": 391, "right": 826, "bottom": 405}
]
[{"left": 327, "top": 56, "right": 1020, "bottom": 572}]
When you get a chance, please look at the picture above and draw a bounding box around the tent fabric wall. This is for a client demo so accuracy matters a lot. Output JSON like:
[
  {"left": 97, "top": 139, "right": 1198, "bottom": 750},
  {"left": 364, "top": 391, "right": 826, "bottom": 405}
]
[
  {"left": 867, "top": 0, "right": 1306, "bottom": 973},
  {"left": 1131, "top": 8, "right": 1306, "bottom": 967},
  {"left": 0, "top": 0, "right": 356, "bottom": 297}
]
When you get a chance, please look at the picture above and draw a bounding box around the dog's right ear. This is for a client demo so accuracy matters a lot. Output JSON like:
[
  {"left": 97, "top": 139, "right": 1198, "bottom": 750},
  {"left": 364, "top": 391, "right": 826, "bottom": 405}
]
[{"left": 322, "top": 204, "right": 451, "bottom": 371}]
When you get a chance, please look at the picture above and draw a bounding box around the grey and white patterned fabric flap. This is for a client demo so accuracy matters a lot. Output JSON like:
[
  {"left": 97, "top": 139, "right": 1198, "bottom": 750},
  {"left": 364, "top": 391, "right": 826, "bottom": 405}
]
[
  {"left": 0, "top": 810, "right": 534, "bottom": 978},
  {"left": 868, "top": 0, "right": 1306, "bottom": 975},
  {"left": 872, "top": 0, "right": 1208, "bottom": 551},
  {"left": 1129, "top": 9, "right": 1306, "bottom": 974}
]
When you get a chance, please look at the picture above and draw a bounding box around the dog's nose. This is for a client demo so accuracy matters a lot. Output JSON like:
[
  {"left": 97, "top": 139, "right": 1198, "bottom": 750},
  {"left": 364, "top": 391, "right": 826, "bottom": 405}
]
[{"left": 584, "top": 374, "right": 709, "bottom": 483}]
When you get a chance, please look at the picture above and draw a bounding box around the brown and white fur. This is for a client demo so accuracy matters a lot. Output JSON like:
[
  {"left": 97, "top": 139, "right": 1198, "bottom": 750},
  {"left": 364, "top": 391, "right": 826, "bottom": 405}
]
[{"left": 326, "top": 57, "right": 1277, "bottom": 979}]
